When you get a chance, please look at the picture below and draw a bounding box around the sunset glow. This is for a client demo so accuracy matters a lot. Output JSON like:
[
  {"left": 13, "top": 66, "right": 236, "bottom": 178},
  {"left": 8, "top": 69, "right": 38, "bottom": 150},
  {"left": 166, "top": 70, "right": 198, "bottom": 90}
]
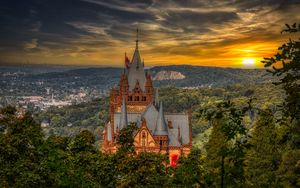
[
  {"left": 0, "top": 1, "right": 299, "bottom": 68},
  {"left": 242, "top": 58, "right": 256, "bottom": 67}
]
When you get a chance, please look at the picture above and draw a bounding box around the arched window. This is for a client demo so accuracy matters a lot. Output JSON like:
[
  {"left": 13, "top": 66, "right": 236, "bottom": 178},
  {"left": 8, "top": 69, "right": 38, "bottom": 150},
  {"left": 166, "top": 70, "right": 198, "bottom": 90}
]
[{"left": 142, "top": 132, "right": 146, "bottom": 146}]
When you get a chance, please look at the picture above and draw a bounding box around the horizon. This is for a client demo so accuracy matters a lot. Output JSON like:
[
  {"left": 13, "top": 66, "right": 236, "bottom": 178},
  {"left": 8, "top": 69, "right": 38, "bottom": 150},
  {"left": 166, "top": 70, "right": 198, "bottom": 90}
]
[
  {"left": 1, "top": 0, "right": 300, "bottom": 68},
  {"left": 0, "top": 62, "right": 267, "bottom": 70}
]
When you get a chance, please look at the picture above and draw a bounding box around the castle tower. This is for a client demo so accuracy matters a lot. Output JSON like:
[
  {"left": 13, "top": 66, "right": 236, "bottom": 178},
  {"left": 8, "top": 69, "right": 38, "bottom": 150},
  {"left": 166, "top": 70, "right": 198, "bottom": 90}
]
[{"left": 101, "top": 30, "right": 192, "bottom": 166}]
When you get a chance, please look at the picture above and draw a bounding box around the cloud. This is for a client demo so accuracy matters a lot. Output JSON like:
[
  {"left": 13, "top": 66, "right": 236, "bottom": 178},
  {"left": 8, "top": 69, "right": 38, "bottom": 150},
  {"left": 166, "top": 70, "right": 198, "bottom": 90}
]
[
  {"left": 23, "top": 39, "right": 38, "bottom": 50},
  {"left": 66, "top": 22, "right": 110, "bottom": 36},
  {"left": 81, "top": 0, "right": 150, "bottom": 13},
  {"left": 31, "top": 21, "right": 42, "bottom": 32}
]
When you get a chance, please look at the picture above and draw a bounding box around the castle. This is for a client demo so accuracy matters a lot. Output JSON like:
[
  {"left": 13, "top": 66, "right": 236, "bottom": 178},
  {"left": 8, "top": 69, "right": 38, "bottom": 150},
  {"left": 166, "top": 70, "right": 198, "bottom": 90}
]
[{"left": 101, "top": 32, "right": 192, "bottom": 166}]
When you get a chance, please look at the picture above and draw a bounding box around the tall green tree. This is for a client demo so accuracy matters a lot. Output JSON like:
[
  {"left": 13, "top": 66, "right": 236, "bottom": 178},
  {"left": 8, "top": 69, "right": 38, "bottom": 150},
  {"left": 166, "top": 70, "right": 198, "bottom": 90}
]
[
  {"left": 0, "top": 107, "right": 44, "bottom": 187},
  {"left": 244, "top": 109, "right": 281, "bottom": 187},
  {"left": 262, "top": 23, "right": 300, "bottom": 187},
  {"left": 262, "top": 23, "right": 300, "bottom": 145},
  {"left": 205, "top": 101, "right": 249, "bottom": 188}
]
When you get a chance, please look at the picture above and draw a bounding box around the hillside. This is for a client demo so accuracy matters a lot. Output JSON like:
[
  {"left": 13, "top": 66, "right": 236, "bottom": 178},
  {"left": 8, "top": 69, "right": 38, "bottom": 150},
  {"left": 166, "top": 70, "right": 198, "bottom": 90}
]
[
  {"left": 150, "top": 65, "right": 274, "bottom": 87},
  {"left": 0, "top": 65, "right": 274, "bottom": 97}
]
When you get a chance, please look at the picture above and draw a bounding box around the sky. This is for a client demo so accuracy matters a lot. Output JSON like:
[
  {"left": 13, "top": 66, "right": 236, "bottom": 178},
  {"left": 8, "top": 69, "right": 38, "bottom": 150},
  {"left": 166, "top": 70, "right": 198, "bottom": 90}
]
[{"left": 0, "top": 0, "right": 299, "bottom": 68}]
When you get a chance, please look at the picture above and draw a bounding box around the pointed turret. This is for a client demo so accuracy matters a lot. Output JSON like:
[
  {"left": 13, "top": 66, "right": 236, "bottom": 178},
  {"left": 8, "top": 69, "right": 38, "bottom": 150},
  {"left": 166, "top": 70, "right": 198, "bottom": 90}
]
[
  {"left": 127, "top": 29, "right": 146, "bottom": 91},
  {"left": 119, "top": 96, "right": 128, "bottom": 130},
  {"left": 154, "top": 102, "right": 168, "bottom": 135}
]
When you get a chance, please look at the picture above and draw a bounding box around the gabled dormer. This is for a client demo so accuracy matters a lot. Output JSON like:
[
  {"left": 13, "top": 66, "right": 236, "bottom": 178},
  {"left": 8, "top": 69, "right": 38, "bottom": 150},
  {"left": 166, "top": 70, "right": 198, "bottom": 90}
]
[{"left": 134, "top": 118, "right": 156, "bottom": 150}]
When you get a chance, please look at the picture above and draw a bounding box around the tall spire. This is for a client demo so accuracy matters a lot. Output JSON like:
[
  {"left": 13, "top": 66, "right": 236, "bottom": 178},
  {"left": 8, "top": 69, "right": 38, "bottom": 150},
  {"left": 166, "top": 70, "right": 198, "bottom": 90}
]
[
  {"left": 154, "top": 102, "right": 168, "bottom": 135},
  {"left": 119, "top": 96, "right": 128, "bottom": 130},
  {"left": 136, "top": 28, "right": 139, "bottom": 49},
  {"left": 127, "top": 28, "right": 146, "bottom": 91}
]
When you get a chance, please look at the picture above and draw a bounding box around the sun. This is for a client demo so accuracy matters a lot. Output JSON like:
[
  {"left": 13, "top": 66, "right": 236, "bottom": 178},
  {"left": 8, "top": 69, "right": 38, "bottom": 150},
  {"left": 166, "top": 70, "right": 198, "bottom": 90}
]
[{"left": 242, "top": 58, "right": 256, "bottom": 67}]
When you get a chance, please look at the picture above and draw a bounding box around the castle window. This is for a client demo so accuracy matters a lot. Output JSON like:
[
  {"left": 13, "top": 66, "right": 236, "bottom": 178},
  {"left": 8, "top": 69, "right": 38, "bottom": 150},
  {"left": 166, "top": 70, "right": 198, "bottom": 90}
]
[
  {"left": 142, "top": 96, "right": 146, "bottom": 101},
  {"left": 135, "top": 88, "right": 140, "bottom": 93},
  {"left": 134, "top": 96, "right": 140, "bottom": 101},
  {"left": 128, "top": 96, "right": 133, "bottom": 101},
  {"left": 142, "top": 132, "right": 146, "bottom": 146}
]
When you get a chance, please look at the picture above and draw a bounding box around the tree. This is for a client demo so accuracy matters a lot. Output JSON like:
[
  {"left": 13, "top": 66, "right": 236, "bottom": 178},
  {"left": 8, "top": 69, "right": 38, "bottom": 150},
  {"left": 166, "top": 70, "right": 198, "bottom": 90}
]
[
  {"left": 205, "top": 101, "right": 249, "bottom": 188},
  {"left": 115, "top": 152, "right": 169, "bottom": 188},
  {"left": 172, "top": 148, "right": 205, "bottom": 187},
  {"left": 116, "top": 122, "right": 137, "bottom": 154},
  {"left": 0, "top": 107, "right": 44, "bottom": 187},
  {"left": 39, "top": 131, "right": 104, "bottom": 187},
  {"left": 68, "top": 130, "right": 95, "bottom": 153},
  {"left": 244, "top": 109, "right": 281, "bottom": 187},
  {"left": 262, "top": 23, "right": 300, "bottom": 145},
  {"left": 262, "top": 23, "right": 300, "bottom": 187},
  {"left": 277, "top": 148, "right": 300, "bottom": 187}
]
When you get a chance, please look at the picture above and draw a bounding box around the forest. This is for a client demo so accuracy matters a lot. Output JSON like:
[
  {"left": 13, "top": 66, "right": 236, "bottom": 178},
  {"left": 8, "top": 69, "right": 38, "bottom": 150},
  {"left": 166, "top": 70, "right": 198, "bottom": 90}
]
[{"left": 0, "top": 24, "right": 299, "bottom": 187}]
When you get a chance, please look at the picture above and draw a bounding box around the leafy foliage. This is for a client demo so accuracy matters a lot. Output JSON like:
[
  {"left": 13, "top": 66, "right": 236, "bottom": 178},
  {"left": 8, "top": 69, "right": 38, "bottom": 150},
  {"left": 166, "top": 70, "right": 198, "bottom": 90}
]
[
  {"left": 261, "top": 23, "right": 300, "bottom": 188},
  {"left": 116, "top": 122, "right": 137, "bottom": 153},
  {"left": 0, "top": 107, "right": 44, "bottom": 187},
  {"left": 205, "top": 101, "right": 250, "bottom": 188},
  {"left": 262, "top": 23, "right": 300, "bottom": 122},
  {"left": 244, "top": 109, "right": 281, "bottom": 187},
  {"left": 172, "top": 148, "right": 205, "bottom": 187}
]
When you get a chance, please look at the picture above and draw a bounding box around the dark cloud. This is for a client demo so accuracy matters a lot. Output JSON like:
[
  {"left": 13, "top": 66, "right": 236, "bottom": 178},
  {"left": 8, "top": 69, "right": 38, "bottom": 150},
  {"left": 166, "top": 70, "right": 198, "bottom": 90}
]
[{"left": 162, "top": 11, "right": 240, "bottom": 33}]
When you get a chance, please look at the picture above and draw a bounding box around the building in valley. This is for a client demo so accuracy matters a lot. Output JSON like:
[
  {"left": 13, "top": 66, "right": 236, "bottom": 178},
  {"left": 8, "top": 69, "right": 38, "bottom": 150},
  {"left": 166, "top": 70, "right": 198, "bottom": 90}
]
[{"left": 101, "top": 32, "right": 192, "bottom": 166}]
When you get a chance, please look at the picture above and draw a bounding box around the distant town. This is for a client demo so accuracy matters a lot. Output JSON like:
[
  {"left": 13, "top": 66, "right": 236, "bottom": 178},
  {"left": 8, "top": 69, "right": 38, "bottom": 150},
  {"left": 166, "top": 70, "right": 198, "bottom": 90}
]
[{"left": 0, "top": 67, "right": 112, "bottom": 112}]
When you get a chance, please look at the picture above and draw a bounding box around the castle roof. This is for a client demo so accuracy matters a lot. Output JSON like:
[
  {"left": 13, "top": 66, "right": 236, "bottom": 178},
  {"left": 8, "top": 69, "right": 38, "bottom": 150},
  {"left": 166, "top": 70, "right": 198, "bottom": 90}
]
[
  {"left": 165, "top": 114, "right": 189, "bottom": 146},
  {"left": 168, "top": 129, "right": 181, "bottom": 147},
  {"left": 112, "top": 106, "right": 190, "bottom": 146},
  {"left": 154, "top": 88, "right": 159, "bottom": 108},
  {"left": 154, "top": 102, "right": 168, "bottom": 135}
]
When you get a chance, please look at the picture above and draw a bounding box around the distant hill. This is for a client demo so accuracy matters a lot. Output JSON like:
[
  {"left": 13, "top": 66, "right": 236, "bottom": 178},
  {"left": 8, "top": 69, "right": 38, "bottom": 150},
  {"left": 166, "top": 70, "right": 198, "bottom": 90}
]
[
  {"left": 150, "top": 65, "right": 273, "bottom": 87},
  {"left": 0, "top": 65, "right": 274, "bottom": 96}
]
